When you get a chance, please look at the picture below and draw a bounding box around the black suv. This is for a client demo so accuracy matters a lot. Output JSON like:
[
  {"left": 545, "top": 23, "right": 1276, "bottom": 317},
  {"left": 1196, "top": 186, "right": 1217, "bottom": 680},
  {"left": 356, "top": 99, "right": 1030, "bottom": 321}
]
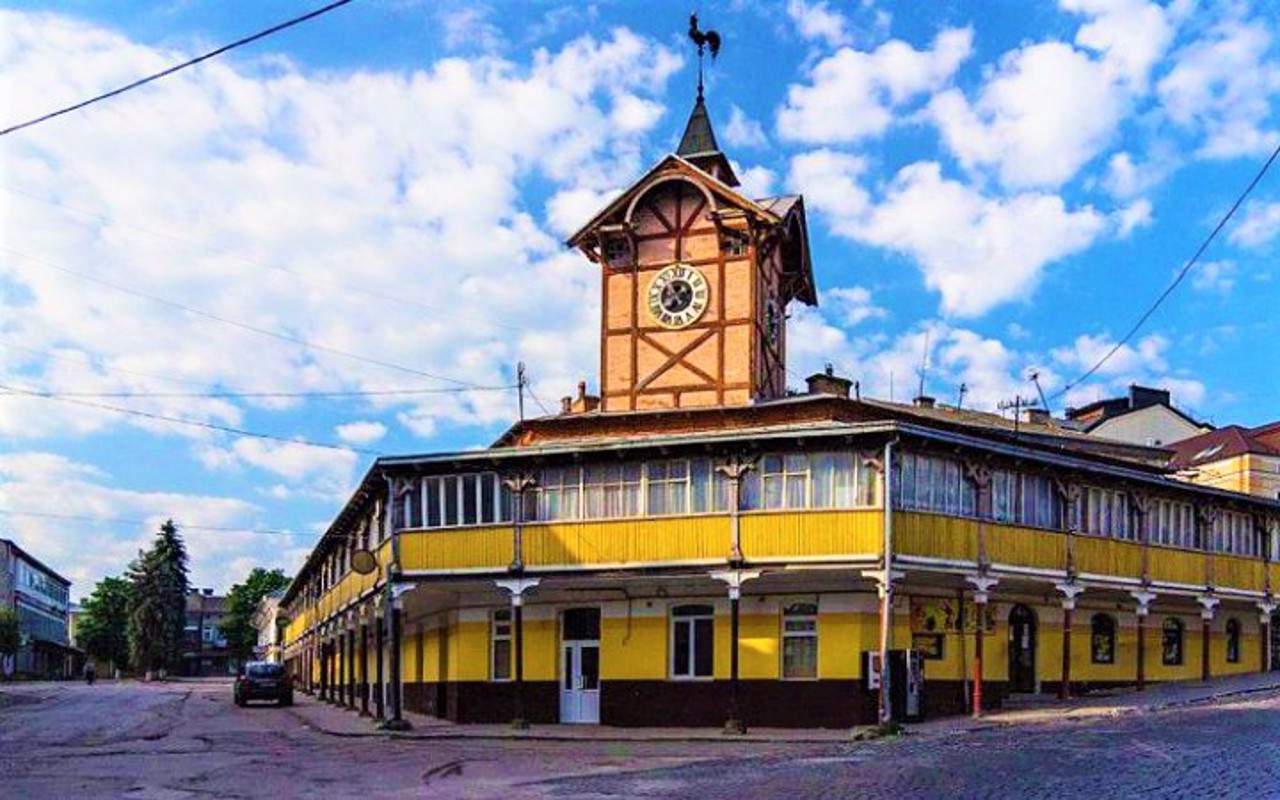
[{"left": 234, "top": 661, "right": 293, "bottom": 707}]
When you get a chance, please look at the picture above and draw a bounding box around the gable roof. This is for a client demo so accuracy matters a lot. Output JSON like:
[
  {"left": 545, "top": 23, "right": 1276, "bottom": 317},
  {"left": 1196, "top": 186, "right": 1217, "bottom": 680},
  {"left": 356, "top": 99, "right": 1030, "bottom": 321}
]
[{"left": 1168, "top": 425, "right": 1280, "bottom": 469}]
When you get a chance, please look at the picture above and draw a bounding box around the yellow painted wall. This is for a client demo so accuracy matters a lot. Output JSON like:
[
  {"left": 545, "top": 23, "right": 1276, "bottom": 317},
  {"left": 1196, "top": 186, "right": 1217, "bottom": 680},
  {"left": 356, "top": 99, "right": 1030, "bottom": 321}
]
[
  {"left": 1073, "top": 537, "right": 1144, "bottom": 580},
  {"left": 896, "top": 513, "right": 977, "bottom": 561},
  {"left": 1148, "top": 547, "right": 1205, "bottom": 586},
  {"left": 526, "top": 517, "right": 729, "bottom": 567},
  {"left": 601, "top": 613, "right": 667, "bottom": 680},
  {"left": 740, "top": 510, "right": 882, "bottom": 559},
  {"left": 1215, "top": 555, "right": 1264, "bottom": 593}
]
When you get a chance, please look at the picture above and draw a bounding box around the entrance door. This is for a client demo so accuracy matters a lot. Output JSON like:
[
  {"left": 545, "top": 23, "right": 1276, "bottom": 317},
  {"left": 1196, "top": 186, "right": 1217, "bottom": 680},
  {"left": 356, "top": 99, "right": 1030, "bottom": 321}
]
[
  {"left": 1008, "top": 604, "right": 1037, "bottom": 693},
  {"left": 1271, "top": 611, "right": 1280, "bottom": 671},
  {"left": 559, "top": 608, "right": 601, "bottom": 724}
]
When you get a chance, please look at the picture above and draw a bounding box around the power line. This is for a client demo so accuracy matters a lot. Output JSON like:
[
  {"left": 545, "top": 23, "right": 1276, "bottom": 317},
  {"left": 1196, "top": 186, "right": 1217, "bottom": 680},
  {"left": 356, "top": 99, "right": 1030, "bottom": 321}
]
[
  {"left": 1053, "top": 141, "right": 1280, "bottom": 401},
  {"left": 5, "top": 247, "right": 486, "bottom": 388},
  {"left": 0, "top": 508, "right": 303, "bottom": 537},
  {"left": 2, "top": 342, "right": 221, "bottom": 389},
  {"left": 1, "top": 0, "right": 357, "bottom": 138},
  {"left": 1, "top": 184, "right": 528, "bottom": 334},
  {"left": 0, "top": 382, "right": 382, "bottom": 456}
]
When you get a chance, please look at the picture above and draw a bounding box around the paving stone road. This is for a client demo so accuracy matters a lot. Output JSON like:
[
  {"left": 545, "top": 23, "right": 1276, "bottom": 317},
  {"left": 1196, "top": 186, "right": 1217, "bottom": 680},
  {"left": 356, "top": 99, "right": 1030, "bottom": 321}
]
[{"left": 3, "top": 681, "right": 1280, "bottom": 799}]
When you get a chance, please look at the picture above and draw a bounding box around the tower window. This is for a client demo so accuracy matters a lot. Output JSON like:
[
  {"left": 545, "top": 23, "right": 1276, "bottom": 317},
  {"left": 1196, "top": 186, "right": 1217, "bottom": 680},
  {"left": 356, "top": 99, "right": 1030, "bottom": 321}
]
[
  {"left": 603, "top": 237, "right": 633, "bottom": 269},
  {"left": 721, "top": 231, "right": 748, "bottom": 257}
]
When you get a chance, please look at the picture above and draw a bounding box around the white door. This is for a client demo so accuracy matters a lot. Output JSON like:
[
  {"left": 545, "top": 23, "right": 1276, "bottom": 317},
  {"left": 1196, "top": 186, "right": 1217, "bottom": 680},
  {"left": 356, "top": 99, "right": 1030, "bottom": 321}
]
[{"left": 559, "top": 641, "right": 600, "bottom": 724}]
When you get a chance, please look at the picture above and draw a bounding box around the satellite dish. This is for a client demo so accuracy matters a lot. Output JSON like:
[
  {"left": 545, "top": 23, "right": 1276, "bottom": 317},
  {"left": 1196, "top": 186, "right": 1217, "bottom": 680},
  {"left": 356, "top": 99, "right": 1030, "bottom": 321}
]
[{"left": 351, "top": 549, "right": 377, "bottom": 575}]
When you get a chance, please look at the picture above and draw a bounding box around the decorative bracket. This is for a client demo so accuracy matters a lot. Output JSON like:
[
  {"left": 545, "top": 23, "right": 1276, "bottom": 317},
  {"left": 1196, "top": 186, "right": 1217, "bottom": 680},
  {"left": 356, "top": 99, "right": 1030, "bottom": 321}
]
[
  {"left": 1197, "top": 595, "right": 1220, "bottom": 620},
  {"left": 860, "top": 568, "right": 905, "bottom": 600},
  {"left": 965, "top": 574, "right": 999, "bottom": 605},
  {"left": 710, "top": 569, "right": 762, "bottom": 600},
  {"left": 1055, "top": 582, "right": 1085, "bottom": 611},
  {"left": 495, "top": 577, "right": 542, "bottom": 607},
  {"left": 1130, "top": 590, "right": 1158, "bottom": 616}
]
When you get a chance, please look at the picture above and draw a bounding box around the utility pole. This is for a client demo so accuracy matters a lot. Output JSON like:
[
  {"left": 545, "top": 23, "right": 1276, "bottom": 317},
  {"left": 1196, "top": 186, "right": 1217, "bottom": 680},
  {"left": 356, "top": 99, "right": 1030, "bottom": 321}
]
[
  {"left": 956, "top": 382, "right": 968, "bottom": 410},
  {"left": 1029, "top": 371, "right": 1051, "bottom": 416},
  {"left": 516, "top": 362, "right": 527, "bottom": 422},
  {"left": 997, "top": 396, "right": 1040, "bottom": 434}
]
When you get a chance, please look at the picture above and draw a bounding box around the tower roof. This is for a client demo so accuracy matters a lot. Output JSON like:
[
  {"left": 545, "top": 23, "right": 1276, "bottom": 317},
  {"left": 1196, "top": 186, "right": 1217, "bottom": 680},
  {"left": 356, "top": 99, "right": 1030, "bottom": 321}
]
[{"left": 675, "top": 95, "right": 739, "bottom": 187}]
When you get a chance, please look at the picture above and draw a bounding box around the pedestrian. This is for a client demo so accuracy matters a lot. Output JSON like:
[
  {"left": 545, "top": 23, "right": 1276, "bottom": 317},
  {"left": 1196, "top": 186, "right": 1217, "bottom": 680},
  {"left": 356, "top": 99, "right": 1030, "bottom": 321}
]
[{"left": 83, "top": 661, "right": 96, "bottom": 685}]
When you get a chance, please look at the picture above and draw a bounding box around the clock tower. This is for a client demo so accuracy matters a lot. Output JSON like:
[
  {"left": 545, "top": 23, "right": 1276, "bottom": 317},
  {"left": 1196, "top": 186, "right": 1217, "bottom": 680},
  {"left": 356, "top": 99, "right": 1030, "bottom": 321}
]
[{"left": 568, "top": 94, "right": 817, "bottom": 413}]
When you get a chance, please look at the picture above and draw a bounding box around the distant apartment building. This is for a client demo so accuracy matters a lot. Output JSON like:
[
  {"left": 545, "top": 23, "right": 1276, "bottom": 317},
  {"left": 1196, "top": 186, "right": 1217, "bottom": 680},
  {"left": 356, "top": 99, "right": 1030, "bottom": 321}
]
[
  {"left": 1172, "top": 423, "right": 1280, "bottom": 501},
  {"left": 252, "top": 591, "right": 285, "bottom": 663},
  {"left": 1, "top": 539, "right": 73, "bottom": 679},
  {"left": 1067, "top": 385, "right": 1211, "bottom": 447},
  {"left": 183, "top": 589, "right": 233, "bottom": 676}
]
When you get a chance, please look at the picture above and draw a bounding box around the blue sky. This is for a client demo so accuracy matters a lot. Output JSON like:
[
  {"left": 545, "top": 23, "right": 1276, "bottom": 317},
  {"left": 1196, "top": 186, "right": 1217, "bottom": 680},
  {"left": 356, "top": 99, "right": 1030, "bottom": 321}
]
[{"left": 2, "top": 0, "right": 1278, "bottom": 598}]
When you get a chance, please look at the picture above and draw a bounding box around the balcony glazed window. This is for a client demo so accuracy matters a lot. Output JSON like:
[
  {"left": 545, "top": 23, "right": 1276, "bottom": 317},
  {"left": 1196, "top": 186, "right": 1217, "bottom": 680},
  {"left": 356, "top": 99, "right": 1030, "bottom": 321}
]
[
  {"left": 585, "top": 463, "right": 642, "bottom": 518},
  {"left": 781, "top": 602, "right": 818, "bottom": 680},
  {"left": 1153, "top": 499, "right": 1195, "bottom": 549},
  {"left": 1079, "top": 487, "right": 1131, "bottom": 540},
  {"left": 1212, "top": 512, "right": 1256, "bottom": 556},
  {"left": 895, "top": 453, "right": 976, "bottom": 516},
  {"left": 409, "top": 473, "right": 511, "bottom": 530},
  {"left": 538, "top": 466, "right": 583, "bottom": 521},
  {"left": 671, "top": 604, "right": 714, "bottom": 679},
  {"left": 647, "top": 460, "right": 690, "bottom": 515}
]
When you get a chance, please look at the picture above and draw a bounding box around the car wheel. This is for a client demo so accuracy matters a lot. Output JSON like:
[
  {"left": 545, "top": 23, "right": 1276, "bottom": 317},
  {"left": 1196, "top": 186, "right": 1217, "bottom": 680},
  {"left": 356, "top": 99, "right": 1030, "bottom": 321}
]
[{"left": 281, "top": 695, "right": 293, "bottom": 707}]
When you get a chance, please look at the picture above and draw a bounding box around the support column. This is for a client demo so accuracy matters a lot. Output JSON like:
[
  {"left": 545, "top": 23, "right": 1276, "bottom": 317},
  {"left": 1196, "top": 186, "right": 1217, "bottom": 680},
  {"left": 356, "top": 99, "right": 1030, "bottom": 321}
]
[
  {"left": 1198, "top": 596, "right": 1219, "bottom": 682},
  {"left": 359, "top": 620, "right": 371, "bottom": 717},
  {"left": 1131, "top": 591, "right": 1157, "bottom": 692},
  {"left": 716, "top": 458, "right": 755, "bottom": 565},
  {"left": 1259, "top": 601, "right": 1276, "bottom": 674},
  {"left": 378, "top": 590, "right": 412, "bottom": 730},
  {"left": 495, "top": 577, "right": 541, "bottom": 730},
  {"left": 1056, "top": 583, "right": 1085, "bottom": 700},
  {"left": 318, "top": 637, "right": 328, "bottom": 701},
  {"left": 711, "top": 569, "right": 762, "bottom": 734},
  {"left": 374, "top": 611, "right": 385, "bottom": 720},
  {"left": 966, "top": 575, "right": 998, "bottom": 718},
  {"left": 346, "top": 626, "right": 356, "bottom": 709}
]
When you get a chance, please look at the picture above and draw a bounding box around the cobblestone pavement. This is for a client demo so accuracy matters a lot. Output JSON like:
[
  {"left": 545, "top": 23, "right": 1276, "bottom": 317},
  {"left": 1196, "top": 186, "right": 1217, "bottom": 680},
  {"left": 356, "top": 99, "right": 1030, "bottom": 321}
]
[
  {"left": 5, "top": 681, "right": 1280, "bottom": 799},
  {"left": 526, "top": 692, "right": 1280, "bottom": 799},
  {"left": 0, "top": 680, "right": 818, "bottom": 799}
]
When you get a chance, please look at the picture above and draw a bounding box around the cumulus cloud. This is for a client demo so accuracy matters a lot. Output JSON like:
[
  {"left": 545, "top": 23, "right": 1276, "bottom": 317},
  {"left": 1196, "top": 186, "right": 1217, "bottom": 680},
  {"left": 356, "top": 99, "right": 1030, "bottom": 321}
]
[
  {"left": 335, "top": 421, "right": 387, "bottom": 445},
  {"left": 1190, "top": 260, "right": 1237, "bottom": 294},
  {"left": 1157, "top": 14, "right": 1280, "bottom": 159},
  {"left": 791, "top": 158, "right": 1107, "bottom": 317},
  {"left": 1114, "top": 198, "right": 1154, "bottom": 237},
  {"left": 724, "top": 105, "right": 768, "bottom": 149},
  {"left": 1228, "top": 201, "right": 1280, "bottom": 249},
  {"left": 777, "top": 27, "right": 973, "bottom": 144},
  {"left": 786, "top": 0, "right": 852, "bottom": 49},
  {"left": 822, "top": 286, "right": 887, "bottom": 327}
]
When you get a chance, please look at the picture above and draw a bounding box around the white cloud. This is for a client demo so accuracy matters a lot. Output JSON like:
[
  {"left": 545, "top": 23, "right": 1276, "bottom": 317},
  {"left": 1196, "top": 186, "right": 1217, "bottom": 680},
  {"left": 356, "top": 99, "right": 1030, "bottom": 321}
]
[
  {"left": 440, "top": 4, "right": 502, "bottom": 53},
  {"left": 1102, "top": 150, "right": 1171, "bottom": 199},
  {"left": 1064, "top": 0, "right": 1175, "bottom": 89},
  {"left": 724, "top": 105, "right": 768, "bottom": 149},
  {"left": 777, "top": 27, "right": 973, "bottom": 144},
  {"left": 786, "top": 0, "right": 852, "bottom": 49},
  {"left": 0, "top": 451, "right": 288, "bottom": 597},
  {"left": 1115, "top": 198, "right": 1154, "bottom": 237},
  {"left": 792, "top": 158, "right": 1108, "bottom": 317},
  {"left": 1228, "top": 201, "right": 1280, "bottom": 249},
  {"left": 1049, "top": 334, "right": 1206, "bottom": 411},
  {"left": 1157, "top": 15, "right": 1280, "bottom": 159},
  {"left": 1190, "top": 260, "right": 1237, "bottom": 294},
  {"left": 335, "top": 420, "right": 387, "bottom": 445},
  {"left": 0, "top": 12, "right": 682, "bottom": 448},
  {"left": 822, "top": 286, "right": 887, "bottom": 327},
  {"left": 735, "top": 164, "right": 778, "bottom": 198},
  {"left": 928, "top": 42, "right": 1127, "bottom": 189}
]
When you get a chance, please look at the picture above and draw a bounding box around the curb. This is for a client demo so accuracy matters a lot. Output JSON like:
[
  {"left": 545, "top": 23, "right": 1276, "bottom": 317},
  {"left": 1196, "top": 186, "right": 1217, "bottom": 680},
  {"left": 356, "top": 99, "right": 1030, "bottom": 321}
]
[{"left": 283, "top": 682, "right": 1280, "bottom": 745}]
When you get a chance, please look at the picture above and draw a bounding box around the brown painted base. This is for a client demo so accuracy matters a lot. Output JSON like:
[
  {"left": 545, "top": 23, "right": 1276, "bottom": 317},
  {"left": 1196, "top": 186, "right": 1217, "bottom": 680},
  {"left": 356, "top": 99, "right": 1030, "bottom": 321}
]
[{"left": 404, "top": 681, "right": 559, "bottom": 724}]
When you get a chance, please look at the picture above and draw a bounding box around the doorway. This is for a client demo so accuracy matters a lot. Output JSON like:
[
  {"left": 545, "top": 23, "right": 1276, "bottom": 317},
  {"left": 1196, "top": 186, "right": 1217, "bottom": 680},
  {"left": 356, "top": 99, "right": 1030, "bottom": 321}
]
[
  {"left": 1008, "top": 604, "right": 1037, "bottom": 693},
  {"left": 559, "top": 608, "right": 600, "bottom": 724}
]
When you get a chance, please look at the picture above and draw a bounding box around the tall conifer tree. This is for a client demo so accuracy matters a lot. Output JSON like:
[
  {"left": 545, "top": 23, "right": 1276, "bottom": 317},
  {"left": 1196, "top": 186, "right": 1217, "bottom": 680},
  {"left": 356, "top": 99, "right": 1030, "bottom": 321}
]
[{"left": 127, "top": 520, "right": 190, "bottom": 677}]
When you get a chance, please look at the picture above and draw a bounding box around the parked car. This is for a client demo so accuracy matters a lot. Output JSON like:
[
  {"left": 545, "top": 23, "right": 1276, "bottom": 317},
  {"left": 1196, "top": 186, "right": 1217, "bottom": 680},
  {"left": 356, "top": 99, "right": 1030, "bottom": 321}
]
[{"left": 234, "top": 661, "right": 293, "bottom": 707}]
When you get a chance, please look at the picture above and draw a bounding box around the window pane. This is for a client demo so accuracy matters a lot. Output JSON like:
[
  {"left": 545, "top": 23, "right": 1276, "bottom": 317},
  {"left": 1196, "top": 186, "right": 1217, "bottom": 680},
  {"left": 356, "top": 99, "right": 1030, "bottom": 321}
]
[
  {"left": 481, "top": 476, "right": 497, "bottom": 524},
  {"left": 673, "top": 621, "right": 690, "bottom": 677},
  {"left": 443, "top": 476, "right": 459, "bottom": 526},
  {"left": 462, "top": 475, "right": 479, "bottom": 525},
  {"left": 690, "top": 459, "right": 711, "bottom": 512},
  {"left": 426, "top": 478, "right": 442, "bottom": 528},
  {"left": 493, "top": 639, "right": 511, "bottom": 681},
  {"left": 740, "top": 472, "right": 762, "bottom": 510},
  {"left": 693, "top": 618, "right": 714, "bottom": 677},
  {"left": 783, "top": 637, "right": 817, "bottom": 679}
]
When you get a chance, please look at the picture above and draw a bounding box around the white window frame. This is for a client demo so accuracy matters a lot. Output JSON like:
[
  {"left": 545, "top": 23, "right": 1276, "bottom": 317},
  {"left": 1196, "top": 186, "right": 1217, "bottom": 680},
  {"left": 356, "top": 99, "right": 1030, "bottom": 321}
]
[
  {"left": 670, "top": 605, "right": 715, "bottom": 681},
  {"left": 780, "top": 601, "right": 819, "bottom": 681},
  {"left": 491, "top": 608, "right": 513, "bottom": 682}
]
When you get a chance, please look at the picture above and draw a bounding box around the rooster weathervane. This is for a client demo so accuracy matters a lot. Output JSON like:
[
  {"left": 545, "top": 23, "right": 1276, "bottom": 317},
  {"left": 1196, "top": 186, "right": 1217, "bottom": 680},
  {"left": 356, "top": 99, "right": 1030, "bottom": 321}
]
[{"left": 688, "top": 13, "right": 722, "bottom": 100}]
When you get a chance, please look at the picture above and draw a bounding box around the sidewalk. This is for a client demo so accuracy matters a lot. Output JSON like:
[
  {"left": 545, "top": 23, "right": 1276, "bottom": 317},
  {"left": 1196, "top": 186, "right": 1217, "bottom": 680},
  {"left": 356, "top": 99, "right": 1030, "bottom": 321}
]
[{"left": 284, "top": 671, "right": 1280, "bottom": 744}]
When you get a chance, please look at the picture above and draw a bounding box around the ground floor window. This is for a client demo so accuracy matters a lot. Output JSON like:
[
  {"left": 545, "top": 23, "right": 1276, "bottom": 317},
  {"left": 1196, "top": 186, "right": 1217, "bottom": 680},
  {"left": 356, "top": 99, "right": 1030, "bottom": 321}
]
[
  {"left": 781, "top": 602, "right": 818, "bottom": 680},
  {"left": 491, "top": 609, "right": 512, "bottom": 681},
  {"left": 1091, "top": 614, "right": 1116, "bottom": 664},
  {"left": 1226, "top": 618, "right": 1241, "bottom": 663},
  {"left": 1163, "top": 618, "right": 1184, "bottom": 666},
  {"left": 671, "top": 605, "right": 714, "bottom": 679}
]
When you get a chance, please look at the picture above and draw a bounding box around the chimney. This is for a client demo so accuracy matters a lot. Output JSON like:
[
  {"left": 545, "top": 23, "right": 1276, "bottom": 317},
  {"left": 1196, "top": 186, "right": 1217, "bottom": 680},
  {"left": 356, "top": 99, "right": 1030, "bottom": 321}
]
[
  {"left": 805, "top": 364, "right": 853, "bottom": 398},
  {"left": 569, "top": 379, "right": 601, "bottom": 413},
  {"left": 1129, "top": 385, "right": 1170, "bottom": 410},
  {"left": 1024, "top": 408, "right": 1052, "bottom": 425},
  {"left": 560, "top": 396, "right": 572, "bottom": 414},
  {"left": 913, "top": 395, "right": 936, "bottom": 408},
  {"left": 203, "top": 588, "right": 214, "bottom": 597}
]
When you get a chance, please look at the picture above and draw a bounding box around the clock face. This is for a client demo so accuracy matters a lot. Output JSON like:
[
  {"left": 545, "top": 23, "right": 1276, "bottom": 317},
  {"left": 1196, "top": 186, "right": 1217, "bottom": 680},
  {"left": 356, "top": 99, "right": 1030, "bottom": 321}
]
[{"left": 647, "top": 264, "right": 709, "bottom": 329}]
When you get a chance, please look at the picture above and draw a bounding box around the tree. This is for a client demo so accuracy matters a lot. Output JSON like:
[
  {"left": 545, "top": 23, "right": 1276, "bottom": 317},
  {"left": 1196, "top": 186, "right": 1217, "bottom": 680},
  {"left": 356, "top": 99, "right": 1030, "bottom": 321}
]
[
  {"left": 0, "top": 608, "right": 20, "bottom": 681},
  {"left": 222, "top": 568, "right": 291, "bottom": 662},
  {"left": 78, "top": 576, "right": 132, "bottom": 674},
  {"left": 127, "top": 520, "right": 189, "bottom": 678}
]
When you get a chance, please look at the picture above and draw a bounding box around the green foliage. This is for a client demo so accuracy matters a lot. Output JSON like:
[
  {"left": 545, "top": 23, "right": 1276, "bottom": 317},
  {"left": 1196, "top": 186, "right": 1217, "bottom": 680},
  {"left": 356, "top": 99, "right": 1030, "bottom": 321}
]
[
  {"left": 222, "top": 568, "right": 291, "bottom": 661},
  {"left": 127, "top": 520, "right": 190, "bottom": 674},
  {"left": 78, "top": 576, "right": 132, "bottom": 671},
  {"left": 0, "top": 607, "right": 20, "bottom": 658}
]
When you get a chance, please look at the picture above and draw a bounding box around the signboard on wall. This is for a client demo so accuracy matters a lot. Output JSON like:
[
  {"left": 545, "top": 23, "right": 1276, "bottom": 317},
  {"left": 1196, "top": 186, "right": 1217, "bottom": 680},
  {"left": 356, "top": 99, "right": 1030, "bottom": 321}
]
[{"left": 910, "top": 597, "right": 995, "bottom": 635}]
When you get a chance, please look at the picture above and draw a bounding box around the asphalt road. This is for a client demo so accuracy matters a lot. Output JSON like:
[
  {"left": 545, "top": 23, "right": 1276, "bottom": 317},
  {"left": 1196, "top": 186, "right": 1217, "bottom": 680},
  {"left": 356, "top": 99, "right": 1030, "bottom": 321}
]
[{"left": 4, "top": 681, "right": 1280, "bottom": 799}]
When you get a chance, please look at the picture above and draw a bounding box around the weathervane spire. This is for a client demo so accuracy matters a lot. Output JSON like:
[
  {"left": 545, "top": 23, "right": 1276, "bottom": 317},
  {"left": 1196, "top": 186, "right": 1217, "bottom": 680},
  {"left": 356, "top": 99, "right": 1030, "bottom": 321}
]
[{"left": 687, "top": 13, "right": 721, "bottom": 101}]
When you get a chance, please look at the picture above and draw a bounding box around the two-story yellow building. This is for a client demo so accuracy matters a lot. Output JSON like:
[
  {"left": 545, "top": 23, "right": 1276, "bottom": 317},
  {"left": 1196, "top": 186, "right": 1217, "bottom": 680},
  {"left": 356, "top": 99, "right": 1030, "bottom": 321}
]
[{"left": 278, "top": 94, "right": 1280, "bottom": 730}]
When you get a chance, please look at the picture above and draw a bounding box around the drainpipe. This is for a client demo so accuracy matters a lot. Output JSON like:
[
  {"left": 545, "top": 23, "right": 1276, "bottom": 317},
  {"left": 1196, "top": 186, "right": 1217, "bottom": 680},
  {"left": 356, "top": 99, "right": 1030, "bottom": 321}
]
[{"left": 878, "top": 437, "right": 897, "bottom": 727}]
